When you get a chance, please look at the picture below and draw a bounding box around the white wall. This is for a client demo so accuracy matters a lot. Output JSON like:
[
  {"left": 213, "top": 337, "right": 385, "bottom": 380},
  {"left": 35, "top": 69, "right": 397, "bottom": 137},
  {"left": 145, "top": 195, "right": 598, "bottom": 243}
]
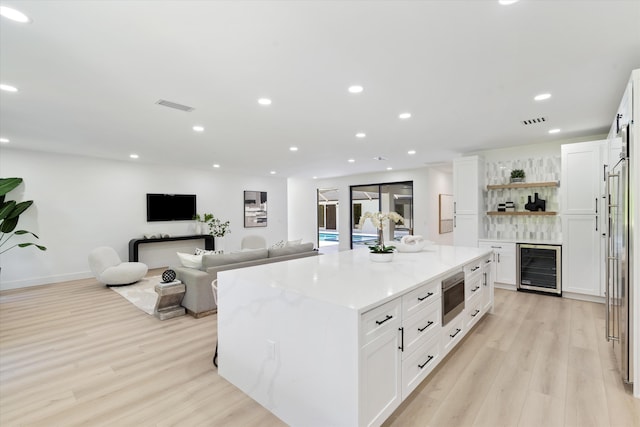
[
  {"left": 288, "top": 166, "right": 454, "bottom": 251},
  {"left": 0, "top": 148, "right": 288, "bottom": 290},
  {"left": 426, "top": 167, "right": 454, "bottom": 245}
]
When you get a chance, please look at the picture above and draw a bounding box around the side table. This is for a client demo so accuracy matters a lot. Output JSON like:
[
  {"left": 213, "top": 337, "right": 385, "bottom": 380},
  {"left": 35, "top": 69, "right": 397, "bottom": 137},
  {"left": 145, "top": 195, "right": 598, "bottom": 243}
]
[{"left": 154, "top": 280, "right": 186, "bottom": 320}]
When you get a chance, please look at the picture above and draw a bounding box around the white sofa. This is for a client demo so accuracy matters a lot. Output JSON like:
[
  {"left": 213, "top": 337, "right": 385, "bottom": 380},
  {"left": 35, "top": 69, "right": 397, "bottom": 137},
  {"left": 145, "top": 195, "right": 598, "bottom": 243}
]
[{"left": 173, "top": 243, "right": 319, "bottom": 318}]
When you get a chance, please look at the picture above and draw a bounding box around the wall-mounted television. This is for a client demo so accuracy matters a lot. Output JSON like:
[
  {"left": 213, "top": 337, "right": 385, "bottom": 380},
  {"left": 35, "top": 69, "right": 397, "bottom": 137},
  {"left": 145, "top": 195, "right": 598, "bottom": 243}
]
[{"left": 146, "top": 193, "right": 196, "bottom": 222}]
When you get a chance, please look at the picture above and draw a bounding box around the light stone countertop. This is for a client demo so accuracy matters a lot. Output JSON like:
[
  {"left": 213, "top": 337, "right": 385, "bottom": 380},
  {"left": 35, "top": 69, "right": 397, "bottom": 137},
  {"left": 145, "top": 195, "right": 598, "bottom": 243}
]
[{"left": 217, "top": 245, "right": 491, "bottom": 313}]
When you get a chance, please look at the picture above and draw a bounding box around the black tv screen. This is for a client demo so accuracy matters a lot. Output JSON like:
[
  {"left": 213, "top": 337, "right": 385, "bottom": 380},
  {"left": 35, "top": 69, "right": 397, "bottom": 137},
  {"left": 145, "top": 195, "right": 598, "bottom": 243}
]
[{"left": 146, "top": 193, "right": 196, "bottom": 222}]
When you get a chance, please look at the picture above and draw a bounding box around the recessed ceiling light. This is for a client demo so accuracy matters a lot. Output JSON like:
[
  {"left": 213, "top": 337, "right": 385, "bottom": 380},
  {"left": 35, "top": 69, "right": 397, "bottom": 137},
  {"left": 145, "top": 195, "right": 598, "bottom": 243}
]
[
  {"left": 398, "top": 112, "right": 412, "bottom": 120},
  {"left": 355, "top": 132, "right": 366, "bottom": 138},
  {"left": 192, "top": 125, "right": 204, "bottom": 132},
  {"left": 0, "top": 6, "right": 31, "bottom": 23},
  {"left": 408, "top": 150, "right": 416, "bottom": 155},
  {"left": 312, "top": 176, "right": 318, "bottom": 179},
  {"left": 212, "top": 164, "right": 220, "bottom": 168},
  {"left": 534, "top": 93, "right": 552, "bottom": 101},
  {"left": 348, "top": 159, "right": 355, "bottom": 163},
  {"left": 270, "top": 170, "right": 277, "bottom": 175},
  {"left": 498, "top": 0, "right": 519, "bottom": 5},
  {"left": 129, "top": 154, "right": 139, "bottom": 159},
  {"left": 0, "top": 137, "right": 9, "bottom": 144},
  {"left": 258, "top": 98, "right": 272, "bottom": 106},
  {"left": 0, "top": 83, "right": 18, "bottom": 92},
  {"left": 548, "top": 128, "right": 561, "bottom": 134},
  {"left": 348, "top": 85, "right": 364, "bottom": 94},
  {"left": 386, "top": 167, "right": 393, "bottom": 171},
  {"left": 290, "top": 146, "right": 298, "bottom": 152}
]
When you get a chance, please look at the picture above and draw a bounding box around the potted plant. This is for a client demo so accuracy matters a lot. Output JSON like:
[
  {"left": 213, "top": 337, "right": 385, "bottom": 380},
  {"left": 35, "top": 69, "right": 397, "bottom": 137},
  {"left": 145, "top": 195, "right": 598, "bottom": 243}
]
[
  {"left": 510, "top": 169, "right": 525, "bottom": 183},
  {"left": 0, "top": 177, "right": 46, "bottom": 254},
  {"left": 196, "top": 213, "right": 230, "bottom": 252},
  {"left": 358, "top": 211, "right": 404, "bottom": 262},
  {"left": 193, "top": 213, "right": 213, "bottom": 235}
]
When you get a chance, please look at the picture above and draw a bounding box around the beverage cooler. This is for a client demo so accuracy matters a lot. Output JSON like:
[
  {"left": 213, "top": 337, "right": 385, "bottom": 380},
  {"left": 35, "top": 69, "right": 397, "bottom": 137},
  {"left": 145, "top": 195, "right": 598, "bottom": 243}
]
[{"left": 516, "top": 244, "right": 562, "bottom": 296}]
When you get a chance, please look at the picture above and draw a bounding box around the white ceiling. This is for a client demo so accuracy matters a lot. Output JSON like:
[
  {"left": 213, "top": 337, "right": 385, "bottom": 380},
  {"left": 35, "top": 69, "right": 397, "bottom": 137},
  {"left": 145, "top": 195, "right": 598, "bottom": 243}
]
[{"left": 1, "top": 1, "right": 639, "bottom": 179}]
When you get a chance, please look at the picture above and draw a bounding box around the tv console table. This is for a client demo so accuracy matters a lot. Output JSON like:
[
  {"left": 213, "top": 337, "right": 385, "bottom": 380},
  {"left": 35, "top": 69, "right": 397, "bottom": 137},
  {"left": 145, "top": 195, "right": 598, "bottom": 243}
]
[{"left": 128, "top": 235, "right": 214, "bottom": 262}]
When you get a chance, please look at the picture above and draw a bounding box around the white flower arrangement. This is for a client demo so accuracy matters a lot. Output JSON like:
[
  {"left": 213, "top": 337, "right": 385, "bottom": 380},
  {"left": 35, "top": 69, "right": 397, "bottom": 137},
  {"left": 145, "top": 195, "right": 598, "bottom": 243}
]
[{"left": 358, "top": 211, "right": 404, "bottom": 253}]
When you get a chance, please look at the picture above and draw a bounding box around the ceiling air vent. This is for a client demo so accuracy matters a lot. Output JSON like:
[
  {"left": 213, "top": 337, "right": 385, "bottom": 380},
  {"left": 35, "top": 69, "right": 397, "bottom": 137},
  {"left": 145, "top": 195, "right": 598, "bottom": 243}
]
[
  {"left": 155, "top": 99, "right": 195, "bottom": 112},
  {"left": 521, "top": 117, "right": 547, "bottom": 125}
]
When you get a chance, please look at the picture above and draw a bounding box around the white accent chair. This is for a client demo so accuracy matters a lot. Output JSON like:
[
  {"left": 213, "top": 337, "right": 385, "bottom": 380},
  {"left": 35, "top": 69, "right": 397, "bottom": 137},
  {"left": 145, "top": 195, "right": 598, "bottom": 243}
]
[
  {"left": 88, "top": 246, "right": 148, "bottom": 286},
  {"left": 240, "top": 235, "right": 266, "bottom": 250}
]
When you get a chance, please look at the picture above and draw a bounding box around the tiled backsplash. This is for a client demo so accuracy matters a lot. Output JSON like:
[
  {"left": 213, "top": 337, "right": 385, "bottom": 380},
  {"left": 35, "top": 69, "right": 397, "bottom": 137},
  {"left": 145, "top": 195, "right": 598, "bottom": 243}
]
[{"left": 484, "top": 156, "right": 562, "bottom": 241}]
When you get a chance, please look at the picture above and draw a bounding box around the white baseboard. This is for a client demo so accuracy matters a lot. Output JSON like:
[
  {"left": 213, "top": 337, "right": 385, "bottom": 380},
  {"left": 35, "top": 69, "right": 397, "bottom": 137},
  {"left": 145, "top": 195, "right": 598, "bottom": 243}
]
[
  {"left": 0, "top": 271, "right": 94, "bottom": 291},
  {"left": 494, "top": 283, "right": 605, "bottom": 304}
]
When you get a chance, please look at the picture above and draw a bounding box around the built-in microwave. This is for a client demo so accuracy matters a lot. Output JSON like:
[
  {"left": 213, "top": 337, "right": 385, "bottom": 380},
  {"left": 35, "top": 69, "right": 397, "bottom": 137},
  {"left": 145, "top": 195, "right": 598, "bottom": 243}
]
[{"left": 442, "top": 271, "right": 465, "bottom": 325}]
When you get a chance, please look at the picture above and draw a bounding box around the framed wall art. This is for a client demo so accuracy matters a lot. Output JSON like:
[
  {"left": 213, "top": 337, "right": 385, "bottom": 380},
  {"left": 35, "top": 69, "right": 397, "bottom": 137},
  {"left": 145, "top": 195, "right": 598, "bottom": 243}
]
[
  {"left": 439, "top": 193, "right": 454, "bottom": 234},
  {"left": 244, "top": 191, "right": 267, "bottom": 227}
]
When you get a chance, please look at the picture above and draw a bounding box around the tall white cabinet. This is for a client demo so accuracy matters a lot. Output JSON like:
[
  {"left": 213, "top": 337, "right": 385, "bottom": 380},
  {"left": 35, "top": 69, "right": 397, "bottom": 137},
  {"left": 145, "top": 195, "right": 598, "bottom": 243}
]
[
  {"left": 453, "top": 156, "right": 484, "bottom": 247},
  {"left": 561, "top": 140, "right": 606, "bottom": 297}
]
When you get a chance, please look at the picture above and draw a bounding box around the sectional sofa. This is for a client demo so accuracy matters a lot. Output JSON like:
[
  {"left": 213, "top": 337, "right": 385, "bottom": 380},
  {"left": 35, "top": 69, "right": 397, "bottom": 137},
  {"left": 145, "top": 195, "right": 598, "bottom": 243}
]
[{"left": 173, "top": 242, "right": 319, "bottom": 318}]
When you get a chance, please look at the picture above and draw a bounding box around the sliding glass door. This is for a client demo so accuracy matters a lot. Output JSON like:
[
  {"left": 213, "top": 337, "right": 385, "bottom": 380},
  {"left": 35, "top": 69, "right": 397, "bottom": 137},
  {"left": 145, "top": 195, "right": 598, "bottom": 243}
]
[{"left": 350, "top": 181, "right": 413, "bottom": 249}]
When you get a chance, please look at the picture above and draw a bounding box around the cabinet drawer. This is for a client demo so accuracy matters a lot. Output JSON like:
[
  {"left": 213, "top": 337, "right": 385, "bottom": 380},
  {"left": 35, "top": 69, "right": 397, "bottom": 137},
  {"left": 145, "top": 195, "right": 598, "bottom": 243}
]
[
  {"left": 465, "top": 297, "right": 483, "bottom": 330},
  {"left": 361, "top": 298, "right": 402, "bottom": 346},
  {"left": 442, "top": 316, "right": 464, "bottom": 356},
  {"left": 402, "top": 280, "right": 440, "bottom": 318},
  {"left": 401, "top": 300, "right": 440, "bottom": 359},
  {"left": 402, "top": 333, "right": 441, "bottom": 399},
  {"left": 464, "top": 259, "right": 483, "bottom": 277},
  {"left": 465, "top": 271, "right": 483, "bottom": 301}
]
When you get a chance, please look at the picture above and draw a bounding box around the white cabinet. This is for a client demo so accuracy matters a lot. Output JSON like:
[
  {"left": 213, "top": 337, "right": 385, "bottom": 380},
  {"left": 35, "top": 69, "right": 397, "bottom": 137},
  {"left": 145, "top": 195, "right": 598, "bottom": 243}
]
[
  {"left": 453, "top": 156, "right": 482, "bottom": 214},
  {"left": 453, "top": 214, "right": 480, "bottom": 247},
  {"left": 453, "top": 156, "right": 484, "bottom": 247},
  {"left": 561, "top": 141, "right": 605, "bottom": 215},
  {"left": 361, "top": 325, "right": 402, "bottom": 426},
  {"left": 561, "top": 140, "right": 606, "bottom": 297},
  {"left": 479, "top": 241, "right": 516, "bottom": 285},
  {"left": 361, "top": 299, "right": 402, "bottom": 426},
  {"left": 561, "top": 215, "right": 602, "bottom": 296}
]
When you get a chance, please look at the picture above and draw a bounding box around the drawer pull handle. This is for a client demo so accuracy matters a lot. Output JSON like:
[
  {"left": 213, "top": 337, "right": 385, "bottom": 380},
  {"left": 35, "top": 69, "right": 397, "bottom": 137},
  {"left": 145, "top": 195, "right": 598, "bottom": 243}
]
[
  {"left": 418, "top": 321, "right": 434, "bottom": 332},
  {"left": 471, "top": 286, "right": 480, "bottom": 292},
  {"left": 471, "top": 266, "right": 480, "bottom": 272},
  {"left": 375, "top": 315, "right": 393, "bottom": 325},
  {"left": 485, "top": 259, "right": 491, "bottom": 264},
  {"left": 398, "top": 327, "right": 404, "bottom": 351},
  {"left": 490, "top": 245, "right": 502, "bottom": 249},
  {"left": 417, "top": 292, "right": 434, "bottom": 301},
  {"left": 450, "top": 328, "right": 461, "bottom": 338},
  {"left": 418, "top": 355, "right": 434, "bottom": 369},
  {"left": 471, "top": 309, "right": 480, "bottom": 317}
]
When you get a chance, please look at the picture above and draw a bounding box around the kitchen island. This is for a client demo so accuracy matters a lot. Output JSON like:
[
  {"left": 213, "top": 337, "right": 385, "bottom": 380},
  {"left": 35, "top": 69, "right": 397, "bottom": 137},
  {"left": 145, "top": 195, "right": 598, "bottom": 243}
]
[{"left": 217, "top": 245, "right": 493, "bottom": 427}]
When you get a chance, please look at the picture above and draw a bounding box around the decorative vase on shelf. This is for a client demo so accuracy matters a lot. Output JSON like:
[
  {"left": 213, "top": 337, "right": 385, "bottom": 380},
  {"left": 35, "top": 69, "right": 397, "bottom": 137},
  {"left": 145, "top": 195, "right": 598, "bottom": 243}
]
[{"left": 369, "top": 252, "right": 394, "bottom": 263}]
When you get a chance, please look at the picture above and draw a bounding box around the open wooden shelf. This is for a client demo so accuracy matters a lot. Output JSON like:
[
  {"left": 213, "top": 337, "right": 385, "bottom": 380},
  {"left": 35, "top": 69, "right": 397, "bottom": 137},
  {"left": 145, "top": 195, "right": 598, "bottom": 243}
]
[
  {"left": 486, "top": 181, "right": 559, "bottom": 190},
  {"left": 487, "top": 211, "right": 557, "bottom": 216}
]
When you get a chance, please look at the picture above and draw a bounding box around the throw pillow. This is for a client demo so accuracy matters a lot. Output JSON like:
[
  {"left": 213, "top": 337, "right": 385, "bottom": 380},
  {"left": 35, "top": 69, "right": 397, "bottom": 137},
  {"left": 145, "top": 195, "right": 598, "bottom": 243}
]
[
  {"left": 177, "top": 252, "right": 202, "bottom": 269},
  {"left": 285, "top": 239, "right": 302, "bottom": 246},
  {"left": 195, "top": 248, "right": 217, "bottom": 255},
  {"left": 270, "top": 240, "right": 285, "bottom": 249}
]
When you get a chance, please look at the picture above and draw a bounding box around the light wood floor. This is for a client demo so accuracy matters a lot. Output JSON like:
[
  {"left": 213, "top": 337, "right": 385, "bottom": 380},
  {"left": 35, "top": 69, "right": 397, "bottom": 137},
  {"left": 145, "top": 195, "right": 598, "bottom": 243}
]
[{"left": 1, "top": 273, "right": 638, "bottom": 427}]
